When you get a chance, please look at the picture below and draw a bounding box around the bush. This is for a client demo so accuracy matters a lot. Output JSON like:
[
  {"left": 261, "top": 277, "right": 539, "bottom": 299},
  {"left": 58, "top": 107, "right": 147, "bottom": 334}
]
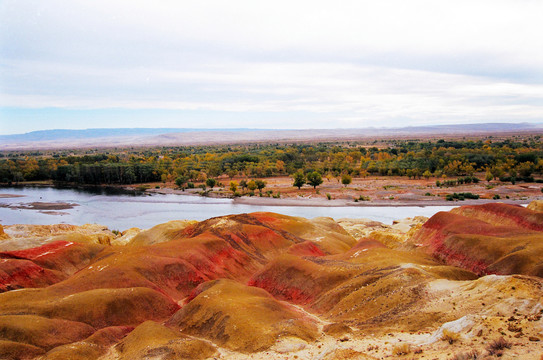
[
  {"left": 486, "top": 336, "right": 511, "bottom": 356},
  {"left": 392, "top": 343, "right": 411, "bottom": 356},
  {"left": 446, "top": 192, "right": 480, "bottom": 201},
  {"left": 326, "top": 193, "right": 332, "bottom": 200},
  {"left": 493, "top": 194, "right": 501, "bottom": 200},
  {"left": 499, "top": 176, "right": 517, "bottom": 184},
  {"left": 341, "top": 174, "right": 352, "bottom": 187},
  {"left": 441, "top": 329, "right": 460, "bottom": 344},
  {"left": 206, "top": 178, "right": 217, "bottom": 189},
  {"left": 187, "top": 182, "right": 195, "bottom": 189}
]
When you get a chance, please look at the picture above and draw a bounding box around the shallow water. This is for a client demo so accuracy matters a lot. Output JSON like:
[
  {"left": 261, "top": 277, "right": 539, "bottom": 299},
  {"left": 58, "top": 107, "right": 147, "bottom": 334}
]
[{"left": 0, "top": 186, "right": 457, "bottom": 230}]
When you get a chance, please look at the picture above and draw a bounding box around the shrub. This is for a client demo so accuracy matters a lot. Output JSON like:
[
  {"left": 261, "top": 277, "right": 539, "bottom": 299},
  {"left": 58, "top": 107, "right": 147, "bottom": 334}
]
[
  {"left": 205, "top": 178, "right": 217, "bottom": 189},
  {"left": 487, "top": 336, "right": 511, "bottom": 356},
  {"left": 326, "top": 193, "right": 332, "bottom": 200},
  {"left": 392, "top": 343, "right": 411, "bottom": 356},
  {"left": 493, "top": 194, "right": 501, "bottom": 200},
  {"left": 446, "top": 192, "right": 480, "bottom": 201},
  {"left": 341, "top": 174, "right": 352, "bottom": 187},
  {"left": 441, "top": 329, "right": 460, "bottom": 344},
  {"left": 187, "top": 182, "right": 195, "bottom": 189}
]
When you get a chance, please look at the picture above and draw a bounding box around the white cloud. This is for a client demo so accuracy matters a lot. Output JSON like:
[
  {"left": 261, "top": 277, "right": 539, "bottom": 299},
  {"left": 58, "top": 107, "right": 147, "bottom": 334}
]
[{"left": 1, "top": 0, "right": 542, "bottom": 131}]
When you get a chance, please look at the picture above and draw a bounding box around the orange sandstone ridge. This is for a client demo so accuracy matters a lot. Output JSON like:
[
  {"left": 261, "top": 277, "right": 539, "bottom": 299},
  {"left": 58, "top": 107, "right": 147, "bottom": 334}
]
[{"left": 0, "top": 204, "right": 542, "bottom": 359}]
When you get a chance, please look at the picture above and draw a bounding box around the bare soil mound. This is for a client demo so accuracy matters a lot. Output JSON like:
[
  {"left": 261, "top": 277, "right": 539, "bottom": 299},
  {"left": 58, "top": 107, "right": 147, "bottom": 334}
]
[{"left": 0, "top": 206, "right": 542, "bottom": 359}]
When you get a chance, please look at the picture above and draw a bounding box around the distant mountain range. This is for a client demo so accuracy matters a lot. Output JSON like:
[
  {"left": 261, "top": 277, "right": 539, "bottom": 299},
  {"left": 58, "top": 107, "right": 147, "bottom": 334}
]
[
  {"left": 0, "top": 128, "right": 254, "bottom": 142},
  {"left": 1, "top": 123, "right": 542, "bottom": 150}
]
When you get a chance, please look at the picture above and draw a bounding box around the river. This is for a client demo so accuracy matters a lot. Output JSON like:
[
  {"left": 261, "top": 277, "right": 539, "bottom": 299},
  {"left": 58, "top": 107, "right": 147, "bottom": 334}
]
[{"left": 0, "top": 186, "right": 457, "bottom": 230}]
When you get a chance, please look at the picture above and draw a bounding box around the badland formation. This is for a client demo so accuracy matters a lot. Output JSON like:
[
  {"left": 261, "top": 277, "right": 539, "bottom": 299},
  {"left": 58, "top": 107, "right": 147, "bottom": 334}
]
[{"left": 0, "top": 202, "right": 542, "bottom": 359}]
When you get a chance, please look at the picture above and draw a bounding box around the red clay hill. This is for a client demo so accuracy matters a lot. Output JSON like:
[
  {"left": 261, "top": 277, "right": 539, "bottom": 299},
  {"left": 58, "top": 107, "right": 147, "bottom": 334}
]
[{"left": 0, "top": 203, "right": 542, "bottom": 359}]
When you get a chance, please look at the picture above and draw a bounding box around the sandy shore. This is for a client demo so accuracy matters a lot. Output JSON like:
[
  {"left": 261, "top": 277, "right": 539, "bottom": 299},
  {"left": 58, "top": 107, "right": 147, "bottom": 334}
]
[
  {"left": 145, "top": 187, "right": 535, "bottom": 207},
  {"left": 232, "top": 196, "right": 533, "bottom": 207}
]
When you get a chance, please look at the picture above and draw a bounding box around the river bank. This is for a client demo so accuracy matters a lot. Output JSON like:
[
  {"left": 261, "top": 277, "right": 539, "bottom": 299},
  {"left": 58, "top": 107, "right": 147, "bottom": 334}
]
[{"left": 3, "top": 175, "right": 542, "bottom": 209}]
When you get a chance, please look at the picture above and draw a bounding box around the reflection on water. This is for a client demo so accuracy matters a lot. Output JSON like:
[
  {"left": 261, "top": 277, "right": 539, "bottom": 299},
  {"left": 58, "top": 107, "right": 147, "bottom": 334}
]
[
  {"left": 0, "top": 186, "right": 457, "bottom": 230},
  {"left": 2, "top": 184, "right": 144, "bottom": 197}
]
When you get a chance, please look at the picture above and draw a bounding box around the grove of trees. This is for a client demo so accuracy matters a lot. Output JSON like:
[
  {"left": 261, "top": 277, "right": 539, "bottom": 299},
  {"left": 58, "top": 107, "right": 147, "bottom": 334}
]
[{"left": 1, "top": 137, "right": 542, "bottom": 187}]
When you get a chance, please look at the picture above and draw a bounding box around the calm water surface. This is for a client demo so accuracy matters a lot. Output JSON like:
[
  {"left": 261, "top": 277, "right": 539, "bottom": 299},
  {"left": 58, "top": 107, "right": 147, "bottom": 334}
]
[{"left": 0, "top": 187, "right": 457, "bottom": 230}]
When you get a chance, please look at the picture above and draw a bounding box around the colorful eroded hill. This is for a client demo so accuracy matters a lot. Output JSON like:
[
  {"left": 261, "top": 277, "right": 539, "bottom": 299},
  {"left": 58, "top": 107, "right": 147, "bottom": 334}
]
[{"left": 0, "top": 203, "right": 542, "bottom": 359}]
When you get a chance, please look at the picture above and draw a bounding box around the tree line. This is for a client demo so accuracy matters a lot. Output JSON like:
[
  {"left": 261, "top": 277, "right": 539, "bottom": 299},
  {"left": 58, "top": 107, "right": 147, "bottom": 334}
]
[{"left": 1, "top": 137, "right": 542, "bottom": 186}]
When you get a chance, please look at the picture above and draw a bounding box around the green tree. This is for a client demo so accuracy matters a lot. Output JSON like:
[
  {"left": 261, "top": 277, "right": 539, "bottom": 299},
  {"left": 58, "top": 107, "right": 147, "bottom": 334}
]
[
  {"left": 227, "top": 169, "right": 238, "bottom": 179},
  {"left": 229, "top": 181, "right": 238, "bottom": 193},
  {"left": 206, "top": 178, "right": 217, "bottom": 189},
  {"left": 423, "top": 170, "right": 432, "bottom": 180},
  {"left": 239, "top": 179, "right": 248, "bottom": 190},
  {"left": 293, "top": 171, "right": 306, "bottom": 189},
  {"left": 485, "top": 171, "right": 493, "bottom": 182},
  {"left": 247, "top": 180, "right": 257, "bottom": 191},
  {"left": 255, "top": 179, "right": 266, "bottom": 193},
  {"left": 306, "top": 171, "right": 323, "bottom": 189},
  {"left": 175, "top": 175, "right": 188, "bottom": 188},
  {"left": 517, "top": 162, "right": 534, "bottom": 178},
  {"left": 341, "top": 174, "right": 352, "bottom": 187}
]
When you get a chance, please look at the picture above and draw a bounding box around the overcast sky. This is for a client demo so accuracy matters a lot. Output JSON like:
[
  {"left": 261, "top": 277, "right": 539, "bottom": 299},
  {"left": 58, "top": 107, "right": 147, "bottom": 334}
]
[{"left": 1, "top": 0, "right": 542, "bottom": 134}]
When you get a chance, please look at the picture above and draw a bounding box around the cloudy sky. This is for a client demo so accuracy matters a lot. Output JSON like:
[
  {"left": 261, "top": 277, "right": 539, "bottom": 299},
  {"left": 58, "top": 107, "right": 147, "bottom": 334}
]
[{"left": 1, "top": 0, "right": 542, "bottom": 134}]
